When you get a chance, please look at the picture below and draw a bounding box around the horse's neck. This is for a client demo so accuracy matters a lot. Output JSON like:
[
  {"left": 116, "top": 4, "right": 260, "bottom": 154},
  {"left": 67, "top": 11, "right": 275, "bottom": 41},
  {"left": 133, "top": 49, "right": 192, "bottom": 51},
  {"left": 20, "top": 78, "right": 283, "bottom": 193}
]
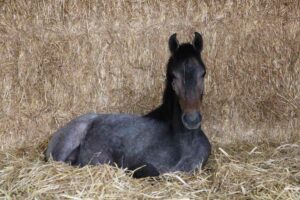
[{"left": 144, "top": 104, "right": 168, "bottom": 121}]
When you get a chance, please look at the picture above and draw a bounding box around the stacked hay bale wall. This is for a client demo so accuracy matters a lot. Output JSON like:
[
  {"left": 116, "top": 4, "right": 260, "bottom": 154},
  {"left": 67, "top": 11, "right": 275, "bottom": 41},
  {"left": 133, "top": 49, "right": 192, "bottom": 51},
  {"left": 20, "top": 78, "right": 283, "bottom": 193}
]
[{"left": 0, "top": 1, "right": 299, "bottom": 199}]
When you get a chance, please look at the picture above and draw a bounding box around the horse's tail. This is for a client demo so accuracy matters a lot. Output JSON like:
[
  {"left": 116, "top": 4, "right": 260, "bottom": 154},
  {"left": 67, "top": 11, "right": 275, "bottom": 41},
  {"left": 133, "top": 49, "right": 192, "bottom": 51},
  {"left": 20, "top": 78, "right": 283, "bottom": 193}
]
[{"left": 45, "top": 113, "right": 99, "bottom": 164}]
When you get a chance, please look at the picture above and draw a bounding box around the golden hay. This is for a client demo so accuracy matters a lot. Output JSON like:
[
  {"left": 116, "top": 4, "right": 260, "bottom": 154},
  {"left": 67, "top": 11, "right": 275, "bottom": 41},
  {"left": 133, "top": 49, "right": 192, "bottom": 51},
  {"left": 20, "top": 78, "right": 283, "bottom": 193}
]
[{"left": 0, "top": 0, "right": 299, "bottom": 199}]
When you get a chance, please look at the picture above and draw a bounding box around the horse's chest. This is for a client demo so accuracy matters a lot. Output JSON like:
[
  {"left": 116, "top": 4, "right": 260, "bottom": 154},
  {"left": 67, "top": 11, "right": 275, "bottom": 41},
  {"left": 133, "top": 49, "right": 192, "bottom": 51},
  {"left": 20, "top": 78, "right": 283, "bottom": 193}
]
[{"left": 179, "top": 137, "right": 201, "bottom": 155}]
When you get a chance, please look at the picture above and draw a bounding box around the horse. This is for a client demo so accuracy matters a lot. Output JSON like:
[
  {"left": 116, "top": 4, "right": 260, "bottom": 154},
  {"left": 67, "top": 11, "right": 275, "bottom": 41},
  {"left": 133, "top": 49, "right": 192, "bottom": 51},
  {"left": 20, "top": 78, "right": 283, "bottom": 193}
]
[{"left": 45, "top": 32, "right": 211, "bottom": 178}]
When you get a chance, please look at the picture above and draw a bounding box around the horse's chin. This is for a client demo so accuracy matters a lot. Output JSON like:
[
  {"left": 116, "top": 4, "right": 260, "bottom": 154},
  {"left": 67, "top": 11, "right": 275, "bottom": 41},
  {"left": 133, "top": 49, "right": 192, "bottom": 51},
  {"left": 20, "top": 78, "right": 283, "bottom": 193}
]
[{"left": 182, "top": 122, "right": 201, "bottom": 130}]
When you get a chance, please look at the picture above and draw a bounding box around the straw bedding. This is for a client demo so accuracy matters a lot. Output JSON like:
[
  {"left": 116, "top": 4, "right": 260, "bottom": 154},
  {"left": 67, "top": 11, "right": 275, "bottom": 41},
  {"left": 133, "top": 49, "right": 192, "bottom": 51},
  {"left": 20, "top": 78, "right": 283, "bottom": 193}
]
[{"left": 0, "top": 0, "right": 299, "bottom": 199}]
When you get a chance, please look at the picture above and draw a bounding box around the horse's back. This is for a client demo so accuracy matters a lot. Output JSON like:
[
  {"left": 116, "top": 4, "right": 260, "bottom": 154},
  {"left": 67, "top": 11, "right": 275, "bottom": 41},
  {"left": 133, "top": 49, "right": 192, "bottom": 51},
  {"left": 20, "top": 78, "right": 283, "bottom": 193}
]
[
  {"left": 45, "top": 113, "right": 158, "bottom": 163},
  {"left": 78, "top": 114, "right": 169, "bottom": 166},
  {"left": 45, "top": 113, "right": 99, "bottom": 162}
]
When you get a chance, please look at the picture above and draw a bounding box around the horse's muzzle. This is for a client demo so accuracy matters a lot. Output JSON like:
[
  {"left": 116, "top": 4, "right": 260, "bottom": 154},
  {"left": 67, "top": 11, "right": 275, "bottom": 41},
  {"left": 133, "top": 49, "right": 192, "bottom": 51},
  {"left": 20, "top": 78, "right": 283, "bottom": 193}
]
[{"left": 181, "top": 112, "right": 202, "bottom": 130}]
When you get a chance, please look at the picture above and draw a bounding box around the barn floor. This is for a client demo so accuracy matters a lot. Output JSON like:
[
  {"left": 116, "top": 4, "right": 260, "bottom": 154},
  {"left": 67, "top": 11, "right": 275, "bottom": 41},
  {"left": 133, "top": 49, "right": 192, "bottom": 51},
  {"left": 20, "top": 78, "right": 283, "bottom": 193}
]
[
  {"left": 0, "top": 139, "right": 299, "bottom": 199},
  {"left": 0, "top": 1, "right": 299, "bottom": 199}
]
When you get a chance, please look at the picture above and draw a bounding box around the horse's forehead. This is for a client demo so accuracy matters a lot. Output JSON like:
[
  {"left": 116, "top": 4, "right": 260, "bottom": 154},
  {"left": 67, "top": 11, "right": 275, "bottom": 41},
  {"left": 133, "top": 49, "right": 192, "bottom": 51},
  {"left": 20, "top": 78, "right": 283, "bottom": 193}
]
[
  {"left": 185, "top": 57, "right": 200, "bottom": 66},
  {"left": 176, "top": 57, "right": 203, "bottom": 75}
]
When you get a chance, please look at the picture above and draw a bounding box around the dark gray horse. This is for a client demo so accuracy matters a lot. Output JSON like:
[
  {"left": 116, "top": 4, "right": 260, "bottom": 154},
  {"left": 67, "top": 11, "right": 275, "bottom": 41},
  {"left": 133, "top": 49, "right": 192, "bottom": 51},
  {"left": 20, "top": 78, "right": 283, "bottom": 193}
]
[{"left": 45, "top": 32, "right": 211, "bottom": 178}]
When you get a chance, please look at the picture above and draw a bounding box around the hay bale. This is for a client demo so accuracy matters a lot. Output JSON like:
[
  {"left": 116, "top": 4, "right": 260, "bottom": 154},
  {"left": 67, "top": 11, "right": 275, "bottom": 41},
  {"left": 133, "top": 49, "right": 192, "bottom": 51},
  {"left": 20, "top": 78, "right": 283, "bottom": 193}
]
[{"left": 0, "top": 1, "right": 299, "bottom": 199}]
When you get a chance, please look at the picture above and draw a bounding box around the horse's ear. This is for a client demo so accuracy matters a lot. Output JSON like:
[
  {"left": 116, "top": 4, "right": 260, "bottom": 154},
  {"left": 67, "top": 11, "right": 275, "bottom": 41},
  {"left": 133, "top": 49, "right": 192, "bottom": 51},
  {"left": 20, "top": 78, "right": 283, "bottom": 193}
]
[
  {"left": 169, "top": 33, "right": 179, "bottom": 54},
  {"left": 192, "top": 32, "right": 203, "bottom": 53}
]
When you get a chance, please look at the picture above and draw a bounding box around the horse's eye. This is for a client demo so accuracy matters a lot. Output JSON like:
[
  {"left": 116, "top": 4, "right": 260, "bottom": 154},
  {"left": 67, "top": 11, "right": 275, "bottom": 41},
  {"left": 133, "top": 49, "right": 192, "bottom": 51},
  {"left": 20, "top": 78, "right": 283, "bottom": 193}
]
[
  {"left": 172, "top": 80, "right": 176, "bottom": 90},
  {"left": 172, "top": 80, "right": 179, "bottom": 94}
]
